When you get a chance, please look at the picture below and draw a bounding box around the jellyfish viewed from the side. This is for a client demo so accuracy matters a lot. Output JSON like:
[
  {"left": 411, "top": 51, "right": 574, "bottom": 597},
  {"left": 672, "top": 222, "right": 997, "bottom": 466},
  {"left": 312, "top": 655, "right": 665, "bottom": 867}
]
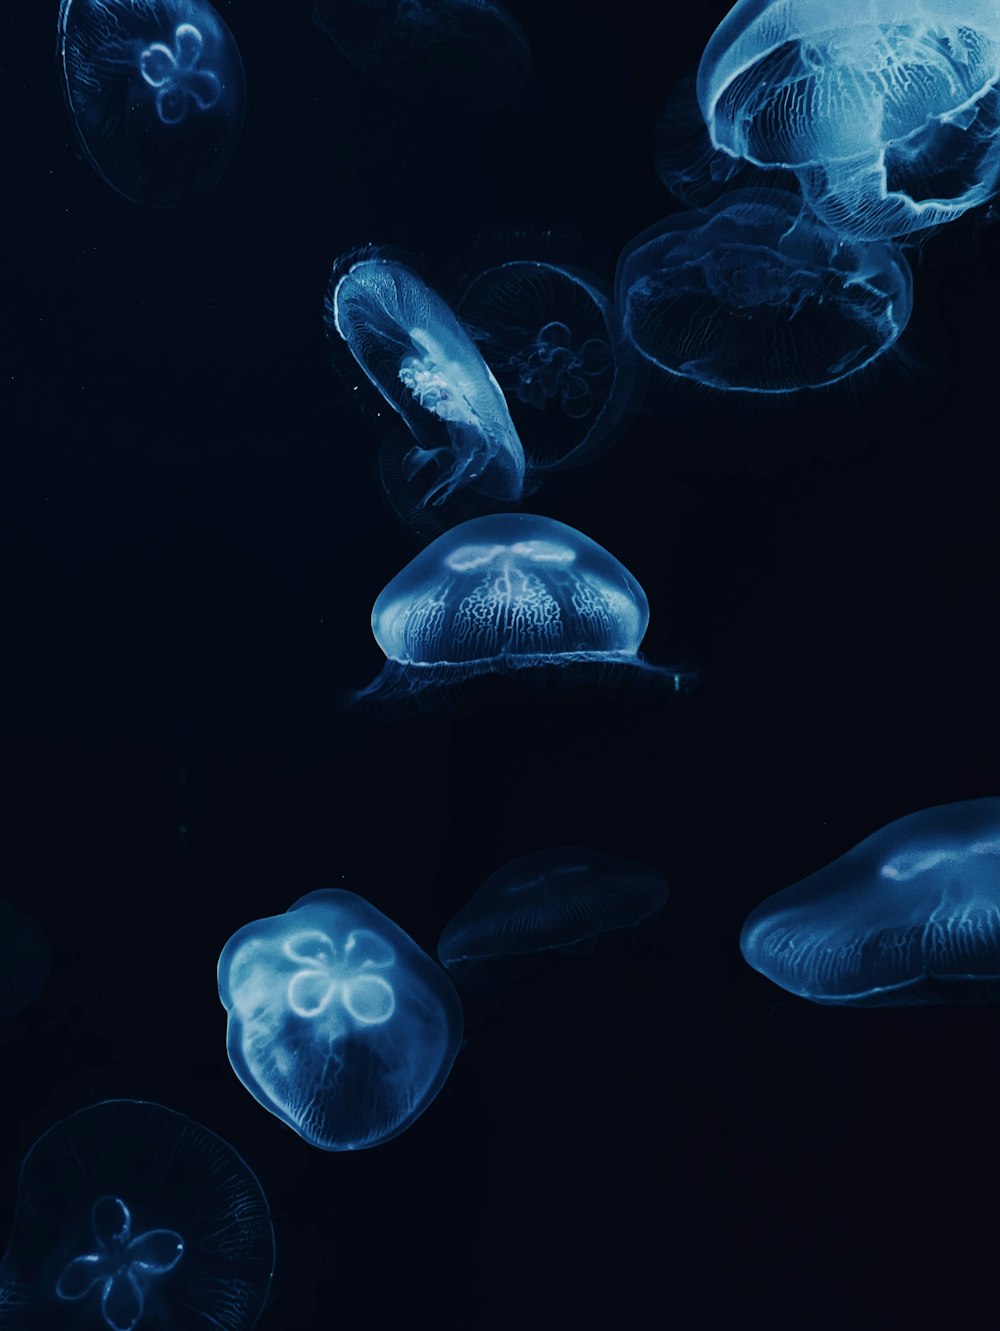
[
  {"left": 58, "top": 0, "right": 246, "bottom": 206},
  {"left": 356, "top": 512, "right": 690, "bottom": 709},
  {"left": 0, "top": 1100, "right": 274, "bottom": 1330},
  {"left": 615, "top": 189, "right": 913, "bottom": 393},
  {"left": 0, "top": 898, "right": 51, "bottom": 1019},
  {"left": 218, "top": 890, "right": 464, "bottom": 1151},
  {"left": 313, "top": 0, "right": 531, "bottom": 109},
  {"left": 697, "top": 0, "right": 1000, "bottom": 238},
  {"left": 741, "top": 798, "right": 1000, "bottom": 1005},
  {"left": 438, "top": 848, "right": 668, "bottom": 983}
]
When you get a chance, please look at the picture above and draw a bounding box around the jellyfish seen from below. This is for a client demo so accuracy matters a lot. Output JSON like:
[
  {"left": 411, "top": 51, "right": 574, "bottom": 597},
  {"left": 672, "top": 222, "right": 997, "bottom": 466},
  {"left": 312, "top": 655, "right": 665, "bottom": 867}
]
[
  {"left": 58, "top": 0, "right": 246, "bottom": 205},
  {"left": 0, "top": 898, "right": 51, "bottom": 1019},
  {"left": 438, "top": 848, "right": 668, "bottom": 983},
  {"left": 313, "top": 0, "right": 531, "bottom": 109},
  {"left": 697, "top": 0, "right": 1000, "bottom": 238},
  {"left": 0, "top": 1100, "right": 274, "bottom": 1330},
  {"left": 741, "top": 798, "right": 1000, "bottom": 1005},
  {"left": 356, "top": 512, "right": 689, "bottom": 710},
  {"left": 218, "top": 890, "right": 463, "bottom": 1151},
  {"left": 615, "top": 189, "right": 913, "bottom": 393}
]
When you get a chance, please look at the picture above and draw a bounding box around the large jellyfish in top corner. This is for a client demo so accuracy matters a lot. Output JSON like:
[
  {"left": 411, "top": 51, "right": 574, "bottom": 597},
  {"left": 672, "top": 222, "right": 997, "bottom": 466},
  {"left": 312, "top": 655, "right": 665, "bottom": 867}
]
[
  {"left": 697, "top": 0, "right": 1000, "bottom": 238},
  {"left": 741, "top": 797, "right": 1000, "bottom": 1005}
]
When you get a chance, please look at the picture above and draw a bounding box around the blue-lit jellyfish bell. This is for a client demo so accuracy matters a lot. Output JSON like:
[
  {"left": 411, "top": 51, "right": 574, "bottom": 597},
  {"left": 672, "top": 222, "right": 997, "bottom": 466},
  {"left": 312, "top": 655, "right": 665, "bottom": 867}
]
[
  {"left": 313, "top": 0, "right": 531, "bottom": 109},
  {"left": 58, "top": 0, "right": 246, "bottom": 206},
  {"left": 615, "top": 189, "right": 913, "bottom": 394},
  {"left": 325, "top": 249, "right": 526, "bottom": 537},
  {"left": 218, "top": 889, "right": 464, "bottom": 1151},
  {"left": 355, "top": 511, "right": 690, "bottom": 711},
  {"left": 741, "top": 798, "right": 1000, "bottom": 1006},
  {"left": 0, "top": 1100, "right": 274, "bottom": 1331},
  {"left": 0, "top": 898, "right": 51, "bottom": 1019},
  {"left": 697, "top": 0, "right": 1000, "bottom": 238}
]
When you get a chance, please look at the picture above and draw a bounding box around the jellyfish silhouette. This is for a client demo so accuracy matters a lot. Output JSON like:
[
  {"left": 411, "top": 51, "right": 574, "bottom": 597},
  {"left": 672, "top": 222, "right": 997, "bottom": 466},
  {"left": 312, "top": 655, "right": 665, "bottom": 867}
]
[
  {"left": 0, "top": 898, "right": 51, "bottom": 1019},
  {"left": 58, "top": 0, "right": 246, "bottom": 205},
  {"left": 697, "top": 0, "right": 1000, "bottom": 238},
  {"left": 438, "top": 848, "right": 668, "bottom": 983},
  {"left": 355, "top": 512, "right": 689, "bottom": 710},
  {"left": 218, "top": 889, "right": 464, "bottom": 1151},
  {"left": 312, "top": 0, "right": 531, "bottom": 109},
  {"left": 0, "top": 1100, "right": 274, "bottom": 1330},
  {"left": 615, "top": 189, "right": 913, "bottom": 393},
  {"left": 741, "top": 798, "right": 1000, "bottom": 1005}
]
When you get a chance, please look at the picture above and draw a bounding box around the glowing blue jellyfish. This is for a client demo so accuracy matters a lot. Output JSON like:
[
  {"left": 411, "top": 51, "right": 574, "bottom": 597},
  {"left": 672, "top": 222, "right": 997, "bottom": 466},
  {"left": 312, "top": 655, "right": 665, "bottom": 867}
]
[
  {"left": 356, "top": 512, "right": 688, "bottom": 709},
  {"left": 697, "top": 0, "right": 1000, "bottom": 238},
  {"left": 0, "top": 899, "right": 51, "bottom": 1019},
  {"left": 615, "top": 189, "right": 913, "bottom": 393},
  {"left": 0, "top": 1100, "right": 274, "bottom": 1330},
  {"left": 741, "top": 798, "right": 1000, "bottom": 1005},
  {"left": 218, "top": 889, "right": 464, "bottom": 1151},
  {"left": 455, "top": 260, "right": 642, "bottom": 472},
  {"left": 312, "top": 0, "right": 531, "bottom": 109},
  {"left": 438, "top": 848, "right": 668, "bottom": 981},
  {"left": 58, "top": 0, "right": 246, "bottom": 206}
]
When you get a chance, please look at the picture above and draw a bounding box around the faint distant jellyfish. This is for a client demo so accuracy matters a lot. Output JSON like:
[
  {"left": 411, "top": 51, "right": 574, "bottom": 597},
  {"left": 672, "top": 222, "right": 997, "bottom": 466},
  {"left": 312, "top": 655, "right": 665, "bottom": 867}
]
[
  {"left": 615, "top": 189, "right": 913, "bottom": 393},
  {"left": 456, "top": 261, "right": 643, "bottom": 472},
  {"left": 0, "top": 1099, "right": 274, "bottom": 1330},
  {"left": 218, "top": 889, "right": 464, "bottom": 1150},
  {"left": 741, "top": 797, "right": 1000, "bottom": 1005},
  {"left": 58, "top": 0, "right": 246, "bottom": 205},
  {"left": 697, "top": 0, "right": 1000, "bottom": 238},
  {"left": 0, "top": 898, "right": 51, "bottom": 1019},
  {"left": 313, "top": 0, "right": 531, "bottom": 108},
  {"left": 438, "top": 848, "right": 668, "bottom": 982}
]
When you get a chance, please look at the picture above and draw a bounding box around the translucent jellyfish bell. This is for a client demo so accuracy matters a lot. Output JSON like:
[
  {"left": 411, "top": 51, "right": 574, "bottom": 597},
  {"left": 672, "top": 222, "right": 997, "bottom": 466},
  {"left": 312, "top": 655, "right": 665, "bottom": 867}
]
[
  {"left": 741, "top": 798, "right": 1000, "bottom": 1005},
  {"left": 697, "top": 0, "right": 1000, "bottom": 238},
  {"left": 0, "top": 898, "right": 51, "bottom": 1019},
  {"left": 0, "top": 1100, "right": 274, "bottom": 1331},
  {"left": 218, "top": 889, "right": 464, "bottom": 1150},
  {"left": 615, "top": 189, "right": 913, "bottom": 393},
  {"left": 58, "top": 0, "right": 246, "bottom": 206}
]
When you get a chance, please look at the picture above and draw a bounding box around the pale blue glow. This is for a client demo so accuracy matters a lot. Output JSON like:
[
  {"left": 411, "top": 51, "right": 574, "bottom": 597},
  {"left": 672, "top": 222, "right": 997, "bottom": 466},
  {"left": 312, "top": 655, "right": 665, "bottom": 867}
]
[
  {"left": 58, "top": 0, "right": 245, "bottom": 205},
  {"left": 741, "top": 798, "right": 1000, "bottom": 1005},
  {"left": 697, "top": 0, "right": 1000, "bottom": 237},
  {"left": 0, "top": 898, "right": 51, "bottom": 1019},
  {"left": 218, "top": 890, "right": 464, "bottom": 1151},
  {"left": 615, "top": 189, "right": 913, "bottom": 393},
  {"left": 0, "top": 1100, "right": 273, "bottom": 1330}
]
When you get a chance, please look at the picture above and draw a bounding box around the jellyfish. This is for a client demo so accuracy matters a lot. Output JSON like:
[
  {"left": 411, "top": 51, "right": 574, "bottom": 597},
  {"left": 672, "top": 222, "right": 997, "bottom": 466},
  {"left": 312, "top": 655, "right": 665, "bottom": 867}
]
[
  {"left": 326, "top": 250, "right": 525, "bottom": 532},
  {"left": 740, "top": 798, "right": 1000, "bottom": 1005},
  {"left": 697, "top": 0, "right": 1000, "bottom": 238},
  {"left": 57, "top": 0, "right": 246, "bottom": 206},
  {"left": 455, "top": 260, "right": 643, "bottom": 472},
  {"left": 0, "top": 898, "right": 51, "bottom": 1019},
  {"left": 438, "top": 848, "right": 668, "bottom": 982},
  {"left": 0, "top": 1100, "right": 274, "bottom": 1330},
  {"left": 615, "top": 189, "right": 913, "bottom": 394},
  {"left": 355, "top": 511, "right": 689, "bottom": 709},
  {"left": 312, "top": 0, "right": 531, "bottom": 109},
  {"left": 218, "top": 889, "right": 463, "bottom": 1151}
]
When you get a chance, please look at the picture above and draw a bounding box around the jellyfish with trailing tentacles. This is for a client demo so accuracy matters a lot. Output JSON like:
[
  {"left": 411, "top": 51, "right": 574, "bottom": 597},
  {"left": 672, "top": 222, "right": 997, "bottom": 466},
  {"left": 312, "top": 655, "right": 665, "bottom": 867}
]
[
  {"left": 615, "top": 189, "right": 913, "bottom": 393},
  {"left": 0, "top": 1100, "right": 274, "bottom": 1330},
  {"left": 57, "top": 0, "right": 246, "bottom": 206},
  {"left": 0, "top": 899, "right": 51, "bottom": 1019},
  {"left": 218, "top": 889, "right": 463, "bottom": 1150},
  {"left": 697, "top": 0, "right": 1000, "bottom": 238},
  {"left": 741, "top": 798, "right": 1000, "bottom": 1005}
]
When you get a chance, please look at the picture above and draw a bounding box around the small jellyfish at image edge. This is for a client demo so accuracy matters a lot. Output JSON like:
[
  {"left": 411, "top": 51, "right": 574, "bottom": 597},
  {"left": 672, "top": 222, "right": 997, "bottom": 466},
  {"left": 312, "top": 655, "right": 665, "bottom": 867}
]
[
  {"left": 312, "top": 0, "right": 531, "bottom": 109},
  {"left": 615, "top": 188, "right": 913, "bottom": 394},
  {"left": 438, "top": 848, "right": 668, "bottom": 984},
  {"left": 0, "top": 1099, "right": 274, "bottom": 1331},
  {"left": 218, "top": 889, "right": 464, "bottom": 1151},
  {"left": 455, "top": 258, "right": 643, "bottom": 473},
  {"left": 325, "top": 249, "right": 525, "bottom": 536},
  {"left": 58, "top": 0, "right": 246, "bottom": 206},
  {"left": 354, "top": 511, "right": 691, "bottom": 711},
  {"left": 696, "top": 0, "right": 1000, "bottom": 238},
  {"left": 0, "top": 898, "right": 52, "bottom": 1019},
  {"left": 741, "top": 797, "right": 1000, "bottom": 1005}
]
